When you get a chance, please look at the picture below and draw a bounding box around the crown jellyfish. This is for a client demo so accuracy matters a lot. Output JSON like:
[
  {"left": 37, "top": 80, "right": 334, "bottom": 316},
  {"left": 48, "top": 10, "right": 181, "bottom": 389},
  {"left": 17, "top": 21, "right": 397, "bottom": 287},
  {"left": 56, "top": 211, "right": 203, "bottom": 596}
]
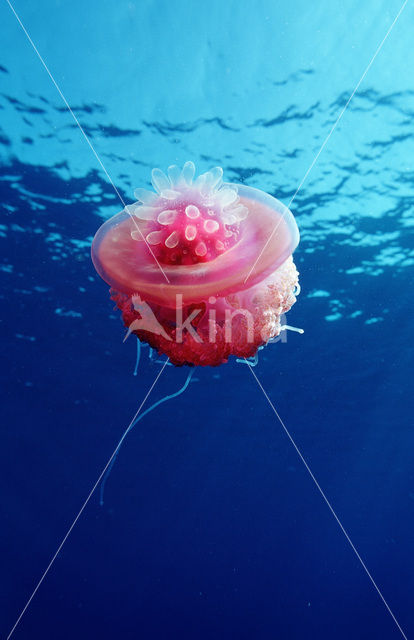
[{"left": 91, "top": 162, "right": 300, "bottom": 367}]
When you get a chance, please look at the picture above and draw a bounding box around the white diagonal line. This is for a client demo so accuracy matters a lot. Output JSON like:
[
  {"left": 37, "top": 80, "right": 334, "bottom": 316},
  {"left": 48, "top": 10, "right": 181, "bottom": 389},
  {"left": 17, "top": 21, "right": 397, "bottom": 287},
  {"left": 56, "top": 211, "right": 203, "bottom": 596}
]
[
  {"left": 247, "top": 363, "right": 408, "bottom": 640},
  {"left": 6, "top": 359, "right": 169, "bottom": 640},
  {"left": 243, "top": 0, "right": 408, "bottom": 285},
  {"left": 5, "top": 0, "right": 170, "bottom": 283}
]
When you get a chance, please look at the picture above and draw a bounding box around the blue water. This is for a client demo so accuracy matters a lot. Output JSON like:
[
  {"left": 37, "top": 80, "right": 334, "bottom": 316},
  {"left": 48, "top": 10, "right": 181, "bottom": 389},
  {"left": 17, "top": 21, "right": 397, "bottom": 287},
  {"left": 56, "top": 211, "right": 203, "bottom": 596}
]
[{"left": 1, "top": 1, "right": 413, "bottom": 638}]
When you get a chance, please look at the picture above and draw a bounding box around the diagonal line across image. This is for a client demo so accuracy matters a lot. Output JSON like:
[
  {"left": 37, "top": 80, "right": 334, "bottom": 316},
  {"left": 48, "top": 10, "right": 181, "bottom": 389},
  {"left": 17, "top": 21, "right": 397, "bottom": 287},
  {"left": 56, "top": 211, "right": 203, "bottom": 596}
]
[
  {"left": 6, "top": 359, "right": 171, "bottom": 640},
  {"left": 247, "top": 363, "right": 408, "bottom": 640},
  {"left": 4, "top": 0, "right": 170, "bottom": 283},
  {"left": 243, "top": 0, "right": 408, "bottom": 285}
]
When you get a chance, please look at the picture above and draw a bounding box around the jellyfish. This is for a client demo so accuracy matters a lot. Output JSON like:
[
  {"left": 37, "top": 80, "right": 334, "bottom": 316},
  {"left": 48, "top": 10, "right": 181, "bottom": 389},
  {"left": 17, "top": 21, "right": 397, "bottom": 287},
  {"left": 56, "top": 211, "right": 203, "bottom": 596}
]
[{"left": 91, "top": 161, "right": 300, "bottom": 367}]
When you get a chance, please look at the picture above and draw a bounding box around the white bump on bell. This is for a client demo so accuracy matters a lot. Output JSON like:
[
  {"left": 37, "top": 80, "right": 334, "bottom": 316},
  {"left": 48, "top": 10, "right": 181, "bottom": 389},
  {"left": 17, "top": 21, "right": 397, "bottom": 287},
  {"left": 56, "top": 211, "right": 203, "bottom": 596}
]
[
  {"left": 160, "top": 189, "right": 180, "bottom": 200},
  {"left": 165, "top": 230, "right": 180, "bottom": 248},
  {"left": 231, "top": 205, "right": 249, "bottom": 220},
  {"left": 130, "top": 205, "right": 157, "bottom": 220},
  {"left": 167, "top": 165, "right": 181, "bottom": 186},
  {"left": 185, "top": 225, "right": 197, "bottom": 241},
  {"left": 195, "top": 241, "right": 207, "bottom": 257},
  {"left": 199, "top": 166, "right": 223, "bottom": 195},
  {"left": 133, "top": 188, "right": 158, "bottom": 205},
  {"left": 222, "top": 213, "right": 237, "bottom": 225},
  {"left": 157, "top": 209, "right": 177, "bottom": 225},
  {"left": 131, "top": 230, "right": 144, "bottom": 241},
  {"left": 225, "top": 229, "right": 233, "bottom": 238},
  {"left": 194, "top": 172, "right": 206, "bottom": 188},
  {"left": 185, "top": 205, "right": 200, "bottom": 219},
  {"left": 206, "top": 167, "right": 223, "bottom": 191},
  {"left": 215, "top": 240, "right": 225, "bottom": 252},
  {"left": 217, "top": 188, "right": 238, "bottom": 207},
  {"left": 204, "top": 219, "right": 219, "bottom": 233},
  {"left": 146, "top": 230, "right": 164, "bottom": 246},
  {"left": 124, "top": 204, "right": 138, "bottom": 216},
  {"left": 151, "top": 168, "right": 170, "bottom": 194},
  {"left": 181, "top": 161, "right": 196, "bottom": 185}
]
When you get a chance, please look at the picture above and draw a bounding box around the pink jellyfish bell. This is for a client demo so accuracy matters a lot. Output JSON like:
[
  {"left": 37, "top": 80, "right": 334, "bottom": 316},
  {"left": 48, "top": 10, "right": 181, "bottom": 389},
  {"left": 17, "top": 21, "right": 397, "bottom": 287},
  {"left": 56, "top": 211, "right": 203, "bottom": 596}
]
[{"left": 91, "top": 162, "right": 300, "bottom": 366}]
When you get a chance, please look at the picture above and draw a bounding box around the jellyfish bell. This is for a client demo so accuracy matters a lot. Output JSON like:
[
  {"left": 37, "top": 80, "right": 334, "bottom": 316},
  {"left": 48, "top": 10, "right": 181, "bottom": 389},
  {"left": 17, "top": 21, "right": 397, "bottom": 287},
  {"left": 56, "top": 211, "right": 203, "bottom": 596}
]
[{"left": 92, "top": 161, "right": 300, "bottom": 366}]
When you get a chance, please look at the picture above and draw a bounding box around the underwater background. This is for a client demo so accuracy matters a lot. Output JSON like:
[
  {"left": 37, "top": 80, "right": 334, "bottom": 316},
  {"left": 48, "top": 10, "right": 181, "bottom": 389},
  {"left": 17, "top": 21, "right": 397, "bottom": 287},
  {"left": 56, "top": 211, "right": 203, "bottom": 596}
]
[{"left": 1, "top": 0, "right": 413, "bottom": 638}]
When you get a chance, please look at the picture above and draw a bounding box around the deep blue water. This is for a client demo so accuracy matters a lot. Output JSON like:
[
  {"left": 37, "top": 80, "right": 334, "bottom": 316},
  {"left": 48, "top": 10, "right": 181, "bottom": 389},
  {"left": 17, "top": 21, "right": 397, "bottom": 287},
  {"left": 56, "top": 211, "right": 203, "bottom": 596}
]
[{"left": 1, "top": 1, "right": 413, "bottom": 638}]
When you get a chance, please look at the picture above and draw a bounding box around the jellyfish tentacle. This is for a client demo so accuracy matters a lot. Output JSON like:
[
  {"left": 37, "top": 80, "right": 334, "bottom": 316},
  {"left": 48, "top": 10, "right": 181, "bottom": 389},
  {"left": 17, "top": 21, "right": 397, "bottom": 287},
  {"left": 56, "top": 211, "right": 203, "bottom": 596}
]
[
  {"left": 280, "top": 324, "right": 304, "bottom": 334},
  {"left": 99, "top": 367, "right": 195, "bottom": 506},
  {"left": 133, "top": 338, "right": 141, "bottom": 376},
  {"left": 236, "top": 353, "right": 260, "bottom": 366}
]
